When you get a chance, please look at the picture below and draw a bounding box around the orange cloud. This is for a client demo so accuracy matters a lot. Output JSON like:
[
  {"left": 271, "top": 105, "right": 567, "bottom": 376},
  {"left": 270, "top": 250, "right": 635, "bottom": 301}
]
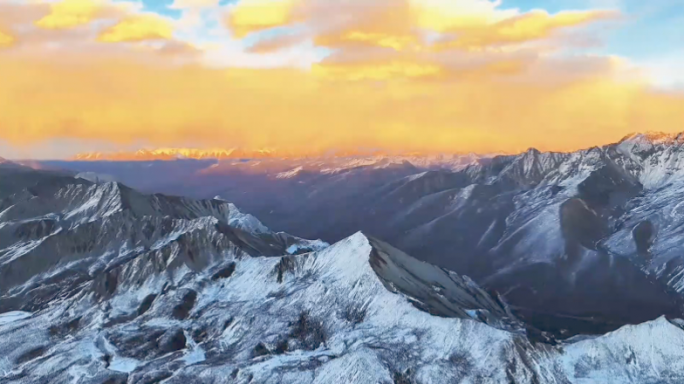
[
  {"left": 0, "top": 0, "right": 681, "bottom": 158},
  {"left": 233, "top": 0, "right": 617, "bottom": 53},
  {"left": 226, "top": 0, "right": 301, "bottom": 38},
  {"left": 435, "top": 9, "right": 620, "bottom": 50},
  {"left": 409, "top": 0, "right": 515, "bottom": 32},
  {"left": 34, "top": 0, "right": 101, "bottom": 29},
  {"left": 231, "top": 0, "right": 620, "bottom": 88},
  {"left": 338, "top": 32, "right": 417, "bottom": 51},
  {"left": 1, "top": 50, "right": 683, "bottom": 155},
  {"left": 0, "top": 29, "right": 13, "bottom": 47},
  {"left": 310, "top": 1, "right": 417, "bottom": 50},
  {"left": 98, "top": 15, "right": 174, "bottom": 42},
  {"left": 312, "top": 61, "right": 443, "bottom": 81}
]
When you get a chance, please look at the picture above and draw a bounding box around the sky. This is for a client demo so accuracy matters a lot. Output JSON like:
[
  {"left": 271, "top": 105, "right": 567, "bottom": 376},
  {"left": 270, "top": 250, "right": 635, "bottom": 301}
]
[{"left": 0, "top": 0, "right": 682, "bottom": 159}]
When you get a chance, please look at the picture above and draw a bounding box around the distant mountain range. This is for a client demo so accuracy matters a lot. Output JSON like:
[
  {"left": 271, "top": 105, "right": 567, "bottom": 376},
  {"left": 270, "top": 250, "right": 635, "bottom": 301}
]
[
  {"left": 4, "top": 159, "right": 684, "bottom": 383},
  {"left": 22, "top": 132, "right": 684, "bottom": 331},
  {"left": 72, "top": 148, "right": 279, "bottom": 161},
  {"left": 70, "top": 148, "right": 487, "bottom": 163}
]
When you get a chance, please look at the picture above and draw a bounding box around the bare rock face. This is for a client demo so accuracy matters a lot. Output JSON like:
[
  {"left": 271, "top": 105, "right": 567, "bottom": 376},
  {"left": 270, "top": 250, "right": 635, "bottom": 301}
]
[
  {"left": 211, "top": 262, "right": 236, "bottom": 281},
  {"left": 158, "top": 328, "right": 187, "bottom": 354},
  {"left": 172, "top": 290, "right": 198, "bottom": 320},
  {"left": 633, "top": 220, "right": 656, "bottom": 260},
  {"left": 560, "top": 198, "right": 607, "bottom": 255}
]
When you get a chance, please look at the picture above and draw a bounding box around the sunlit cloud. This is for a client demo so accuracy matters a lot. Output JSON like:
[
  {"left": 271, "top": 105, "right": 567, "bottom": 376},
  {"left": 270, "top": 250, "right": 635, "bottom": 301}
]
[
  {"left": 98, "top": 15, "right": 174, "bottom": 42},
  {"left": 226, "top": 0, "right": 622, "bottom": 83},
  {"left": 32, "top": 0, "right": 140, "bottom": 30},
  {"left": 430, "top": 9, "right": 620, "bottom": 50},
  {"left": 226, "top": 0, "right": 301, "bottom": 38},
  {"left": 0, "top": 29, "right": 14, "bottom": 46},
  {"left": 312, "top": 61, "right": 443, "bottom": 81},
  {"left": 0, "top": 0, "right": 682, "bottom": 159},
  {"left": 1, "top": 50, "right": 682, "bottom": 156},
  {"left": 228, "top": 0, "right": 618, "bottom": 50},
  {"left": 34, "top": 0, "right": 100, "bottom": 29}
]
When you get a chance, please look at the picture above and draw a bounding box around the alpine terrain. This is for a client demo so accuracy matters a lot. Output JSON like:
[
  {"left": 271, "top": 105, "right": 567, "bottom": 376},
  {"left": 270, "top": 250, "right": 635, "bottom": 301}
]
[
  {"left": 38, "top": 133, "right": 684, "bottom": 335},
  {"left": 3, "top": 133, "right": 684, "bottom": 382}
]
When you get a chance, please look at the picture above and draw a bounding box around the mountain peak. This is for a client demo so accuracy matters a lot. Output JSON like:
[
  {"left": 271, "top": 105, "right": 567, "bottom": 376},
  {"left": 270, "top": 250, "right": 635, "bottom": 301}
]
[
  {"left": 619, "top": 131, "right": 682, "bottom": 145},
  {"left": 72, "top": 148, "right": 279, "bottom": 161}
]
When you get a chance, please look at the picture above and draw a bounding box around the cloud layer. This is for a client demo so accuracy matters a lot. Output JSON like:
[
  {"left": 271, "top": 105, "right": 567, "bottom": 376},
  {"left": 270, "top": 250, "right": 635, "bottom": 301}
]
[{"left": 0, "top": 0, "right": 682, "bottom": 157}]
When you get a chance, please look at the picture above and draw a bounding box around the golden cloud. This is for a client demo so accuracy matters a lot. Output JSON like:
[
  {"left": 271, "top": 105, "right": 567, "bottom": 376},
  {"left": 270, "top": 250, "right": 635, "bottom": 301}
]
[
  {"left": 409, "top": 0, "right": 515, "bottom": 31},
  {"left": 35, "top": 0, "right": 101, "bottom": 29},
  {"left": 434, "top": 9, "right": 620, "bottom": 50},
  {"left": 1, "top": 49, "right": 683, "bottom": 155},
  {"left": 0, "top": 29, "right": 14, "bottom": 47},
  {"left": 0, "top": 0, "right": 681, "bottom": 158},
  {"left": 98, "top": 15, "right": 174, "bottom": 42},
  {"left": 228, "top": 0, "right": 618, "bottom": 52},
  {"left": 339, "top": 32, "right": 416, "bottom": 51},
  {"left": 227, "top": 0, "right": 620, "bottom": 85},
  {"left": 226, "top": 0, "right": 300, "bottom": 38},
  {"left": 312, "top": 61, "right": 443, "bottom": 81}
]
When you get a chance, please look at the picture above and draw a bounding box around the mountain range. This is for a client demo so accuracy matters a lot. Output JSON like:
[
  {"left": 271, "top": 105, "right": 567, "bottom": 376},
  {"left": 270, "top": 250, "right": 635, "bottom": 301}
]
[
  {"left": 72, "top": 148, "right": 279, "bottom": 161},
  {"left": 69, "top": 149, "right": 483, "bottom": 165},
  {"left": 33, "top": 132, "right": 684, "bottom": 332},
  {"left": 4, "top": 132, "right": 684, "bottom": 382}
]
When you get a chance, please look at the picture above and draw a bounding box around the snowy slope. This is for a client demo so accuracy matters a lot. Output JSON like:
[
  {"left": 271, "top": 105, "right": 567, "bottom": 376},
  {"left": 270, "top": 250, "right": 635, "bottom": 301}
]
[
  {"left": 0, "top": 175, "right": 327, "bottom": 313},
  {"left": 6, "top": 142, "right": 684, "bottom": 382},
  {"left": 3, "top": 231, "right": 684, "bottom": 383}
]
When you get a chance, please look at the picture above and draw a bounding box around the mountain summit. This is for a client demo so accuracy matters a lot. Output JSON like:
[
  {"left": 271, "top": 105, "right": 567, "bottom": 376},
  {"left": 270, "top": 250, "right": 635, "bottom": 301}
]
[{"left": 618, "top": 131, "right": 684, "bottom": 145}]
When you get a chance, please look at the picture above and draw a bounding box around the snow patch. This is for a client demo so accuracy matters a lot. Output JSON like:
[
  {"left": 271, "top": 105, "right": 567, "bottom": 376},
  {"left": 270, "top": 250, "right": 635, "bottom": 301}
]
[
  {"left": 276, "top": 166, "right": 304, "bottom": 179},
  {"left": 0, "top": 311, "right": 31, "bottom": 325},
  {"left": 108, "top": 357, "right": 140, "bottom": 373}
]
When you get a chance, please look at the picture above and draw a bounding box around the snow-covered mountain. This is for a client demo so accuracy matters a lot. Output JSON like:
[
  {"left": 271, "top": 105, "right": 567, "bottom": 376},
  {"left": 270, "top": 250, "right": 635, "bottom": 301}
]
[
  {"left": 203, "top": 132, "right": 684, "bottom": 337},
  {"left": 71, "top": 148, "right": 278, "bottom": 161},
  {"left": 31, "top": 133, "right": 684, "bottom": 337},
  {"left": 69, "top": 148, "right": 484, "bottom": 169},
  {"left": 5, "top": 156, "right": 684, "bottom": 382},
  {"left": 37, "top": 155, "right": 484, "bottom": 242},
  {"left": 0, "top": 170, "right": 327, "bottom": 314}
]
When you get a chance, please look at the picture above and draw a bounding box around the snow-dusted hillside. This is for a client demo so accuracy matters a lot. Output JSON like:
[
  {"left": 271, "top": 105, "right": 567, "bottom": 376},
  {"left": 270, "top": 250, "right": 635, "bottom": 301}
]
[
  {"left": 0, "top": 176, "right": 327, "bottom": 313},
  {"left": 3, "top": 229, "right": 684, "bottom": 383},
  {"left": 3, "top": 165, "right": 684, "bottom": 383},
  {"left": 460, "top": 133, "right": 684, "bottom": 277}
]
